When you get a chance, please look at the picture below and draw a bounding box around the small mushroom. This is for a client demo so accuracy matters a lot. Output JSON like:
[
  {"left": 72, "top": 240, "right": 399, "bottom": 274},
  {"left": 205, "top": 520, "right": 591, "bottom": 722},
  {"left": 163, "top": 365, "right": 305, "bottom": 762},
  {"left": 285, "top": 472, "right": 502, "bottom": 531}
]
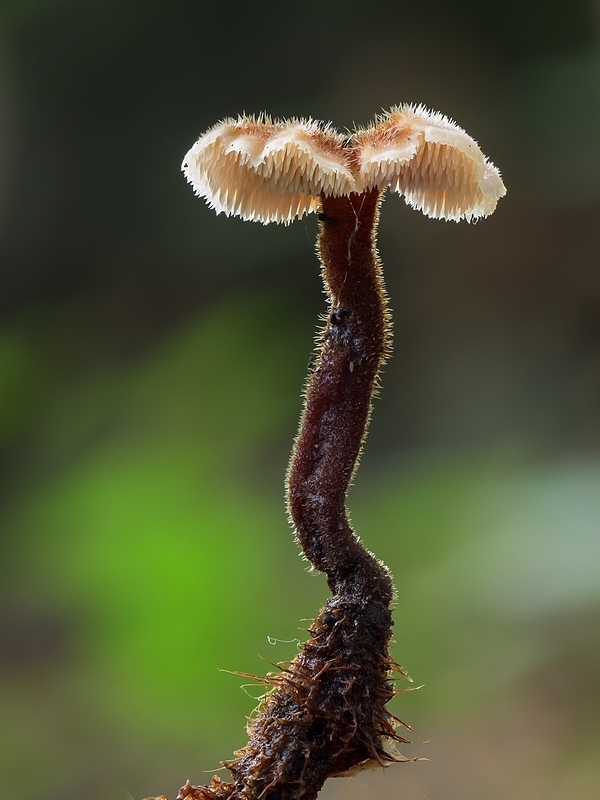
[{"left": 164, "top": 108, "right": 505, "bottom": 800}]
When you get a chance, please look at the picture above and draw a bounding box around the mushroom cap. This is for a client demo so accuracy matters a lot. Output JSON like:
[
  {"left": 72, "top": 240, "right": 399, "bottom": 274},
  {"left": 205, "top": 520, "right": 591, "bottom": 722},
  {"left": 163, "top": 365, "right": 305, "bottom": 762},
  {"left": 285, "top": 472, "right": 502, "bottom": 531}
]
[
  {"left": 355, "top": 105, "right": 506, "bottom": 222},
  {"left": 182, "top": 116, "right": 354, "bottom": 224},
  {"left": 183, "top": 107, "right": 506, "bottom": 224}
]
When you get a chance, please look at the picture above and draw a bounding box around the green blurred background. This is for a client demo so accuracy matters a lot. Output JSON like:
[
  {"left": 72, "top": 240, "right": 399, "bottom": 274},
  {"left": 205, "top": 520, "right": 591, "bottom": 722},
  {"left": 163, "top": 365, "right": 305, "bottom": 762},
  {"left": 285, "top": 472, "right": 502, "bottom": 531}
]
[{"left": 0, "top": 1, "right": 599, "bottom": 799}]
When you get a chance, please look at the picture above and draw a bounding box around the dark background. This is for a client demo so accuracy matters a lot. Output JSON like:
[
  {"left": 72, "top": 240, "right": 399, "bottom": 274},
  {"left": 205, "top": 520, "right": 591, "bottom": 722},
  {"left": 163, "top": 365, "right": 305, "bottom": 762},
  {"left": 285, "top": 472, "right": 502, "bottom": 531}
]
[{"left": 1, "top": 2, "right": 599, "bottom": 799}]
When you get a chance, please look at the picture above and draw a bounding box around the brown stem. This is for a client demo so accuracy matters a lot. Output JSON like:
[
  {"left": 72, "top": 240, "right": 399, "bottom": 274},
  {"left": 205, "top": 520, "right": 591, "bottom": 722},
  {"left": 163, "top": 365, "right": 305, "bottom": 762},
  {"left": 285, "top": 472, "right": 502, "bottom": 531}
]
[
  {"left": 286, "top": 187, "right": 393, "bottom": 601},
  {"left": 155, "top": 189, "right": 410, "bottom": 800}
]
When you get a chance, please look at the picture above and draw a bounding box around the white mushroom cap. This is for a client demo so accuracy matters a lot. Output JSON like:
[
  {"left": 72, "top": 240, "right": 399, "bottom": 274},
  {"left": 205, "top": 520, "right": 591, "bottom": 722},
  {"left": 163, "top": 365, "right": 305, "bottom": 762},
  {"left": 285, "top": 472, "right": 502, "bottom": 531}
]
[
  {"left": 182, "top": 108, "right": 506, "bottom": 224},
  {"left": 355, "top": 105, "right": 506, "bottom": 222},
  {"left": 182, "top": 116, "right": 355, "bottom": 224}
]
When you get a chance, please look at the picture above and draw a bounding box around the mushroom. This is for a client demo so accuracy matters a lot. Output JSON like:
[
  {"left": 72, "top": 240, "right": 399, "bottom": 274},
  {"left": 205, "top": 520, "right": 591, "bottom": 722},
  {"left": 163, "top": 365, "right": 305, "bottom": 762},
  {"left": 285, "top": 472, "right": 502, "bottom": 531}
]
[{"left": 157, "top": 107, "right": 505, "bottom": 800}]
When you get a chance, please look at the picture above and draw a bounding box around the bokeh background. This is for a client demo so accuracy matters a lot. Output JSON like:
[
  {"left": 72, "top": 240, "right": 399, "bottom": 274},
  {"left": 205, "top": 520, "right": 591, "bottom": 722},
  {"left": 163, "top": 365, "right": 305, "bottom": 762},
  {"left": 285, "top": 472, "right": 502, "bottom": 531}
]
[{"left": 1, "top": 1, "right": 599, "bottom": 799}]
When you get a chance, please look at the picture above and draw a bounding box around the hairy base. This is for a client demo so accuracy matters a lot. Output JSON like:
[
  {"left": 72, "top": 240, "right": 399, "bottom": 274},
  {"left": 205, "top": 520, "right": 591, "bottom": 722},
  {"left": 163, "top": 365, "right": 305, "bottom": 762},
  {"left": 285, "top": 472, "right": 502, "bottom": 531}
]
[
  {"left": 146, "top": 189, "right": 414, "bottom": 800},
  {"left": 174, "top": 589, "right": 410, "bottom": 800}
]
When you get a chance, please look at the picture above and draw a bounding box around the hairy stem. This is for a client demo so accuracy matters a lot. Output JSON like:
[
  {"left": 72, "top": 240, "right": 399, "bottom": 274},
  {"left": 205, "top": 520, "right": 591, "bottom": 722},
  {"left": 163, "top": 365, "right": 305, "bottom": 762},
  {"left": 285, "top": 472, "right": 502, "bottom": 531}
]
[
  {"left": 287, "top": 187, "right": 392, "bottom": 601},
  {"left": 158, "top": 189, "right": 410, "bottom": 800}
]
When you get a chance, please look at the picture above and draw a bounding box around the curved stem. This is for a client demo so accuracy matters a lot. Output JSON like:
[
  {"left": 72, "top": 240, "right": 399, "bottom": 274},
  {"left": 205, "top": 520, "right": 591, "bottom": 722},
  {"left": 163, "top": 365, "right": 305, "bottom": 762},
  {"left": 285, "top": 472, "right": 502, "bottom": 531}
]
[
  {"left": 168, "top": 190, "right": 409, "bottom": 800},
  {"left": 287, "top": 188, "right": 393, "bottom": 601}
]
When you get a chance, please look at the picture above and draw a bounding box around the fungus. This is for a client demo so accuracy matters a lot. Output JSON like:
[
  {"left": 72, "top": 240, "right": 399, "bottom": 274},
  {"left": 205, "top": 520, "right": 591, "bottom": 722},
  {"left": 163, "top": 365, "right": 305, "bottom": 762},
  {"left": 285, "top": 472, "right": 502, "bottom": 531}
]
[{"left": 151, "top": 107, "right": 505, "bottom": 800}]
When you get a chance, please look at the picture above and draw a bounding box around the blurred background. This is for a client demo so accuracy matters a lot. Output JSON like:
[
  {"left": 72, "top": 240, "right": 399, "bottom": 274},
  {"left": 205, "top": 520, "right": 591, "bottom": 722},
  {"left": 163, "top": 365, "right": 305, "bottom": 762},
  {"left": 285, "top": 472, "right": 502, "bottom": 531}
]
[{"left": 0, "top": 1, "right": 599, "bottom": 799}]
